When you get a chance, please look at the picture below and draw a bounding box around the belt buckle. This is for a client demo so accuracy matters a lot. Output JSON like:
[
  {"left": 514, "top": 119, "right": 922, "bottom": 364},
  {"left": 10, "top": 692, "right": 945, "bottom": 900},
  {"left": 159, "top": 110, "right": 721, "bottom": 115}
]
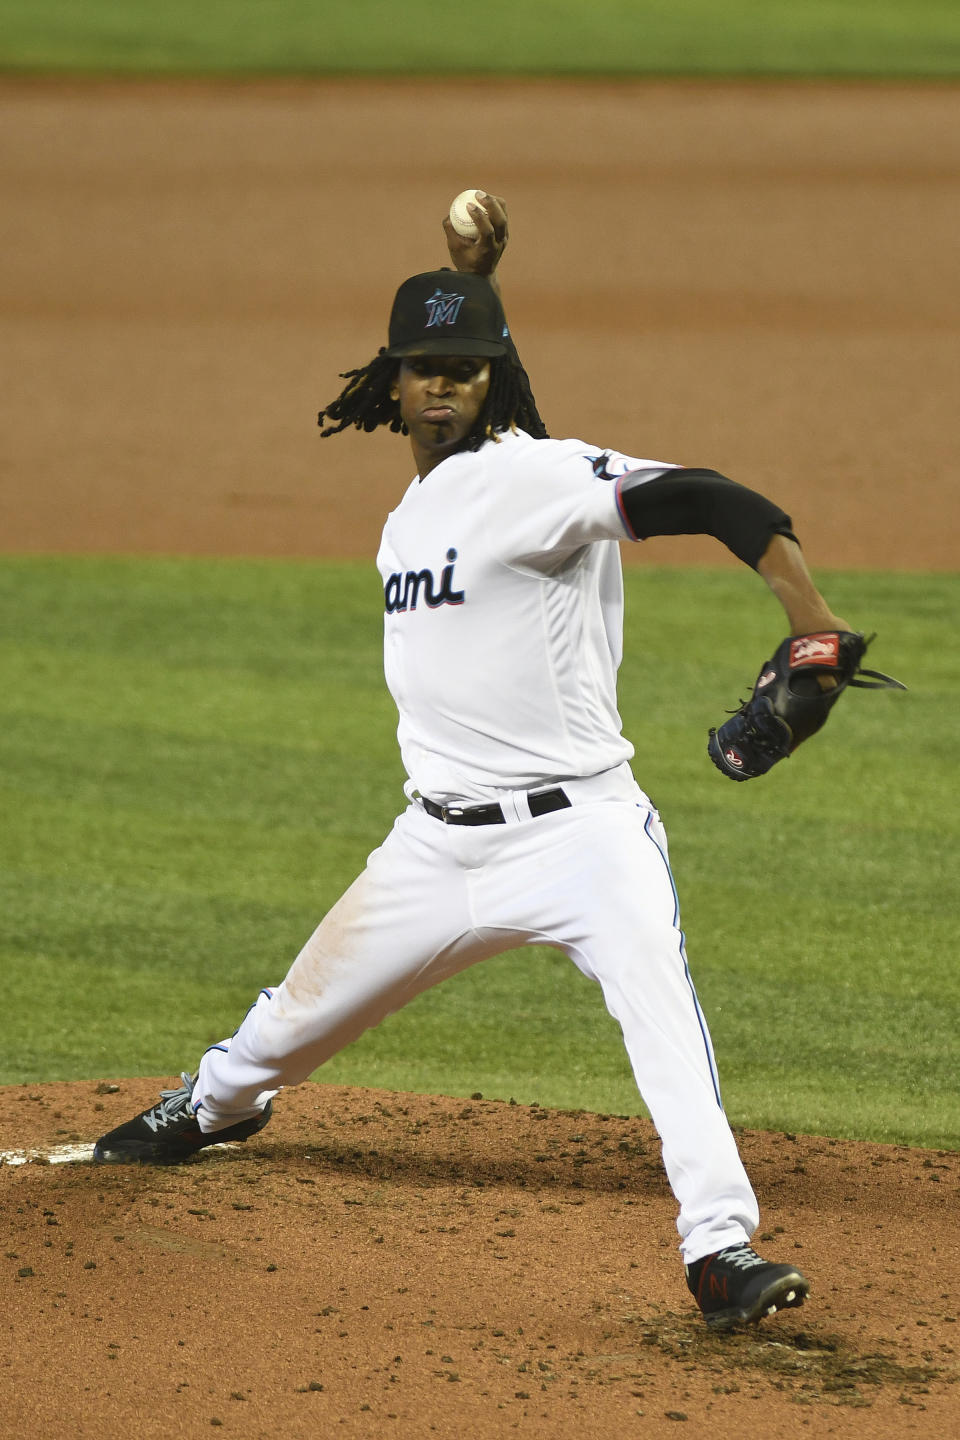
[{"left": 442, "top": 805, "right": 464, "bottom": 823}]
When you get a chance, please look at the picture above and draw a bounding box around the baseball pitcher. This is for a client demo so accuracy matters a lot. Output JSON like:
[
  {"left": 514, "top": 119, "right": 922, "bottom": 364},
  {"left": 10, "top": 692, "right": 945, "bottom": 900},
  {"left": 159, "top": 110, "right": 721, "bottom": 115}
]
[{"left": 95, "top": 193, "right": 901, "bottom": 1329}]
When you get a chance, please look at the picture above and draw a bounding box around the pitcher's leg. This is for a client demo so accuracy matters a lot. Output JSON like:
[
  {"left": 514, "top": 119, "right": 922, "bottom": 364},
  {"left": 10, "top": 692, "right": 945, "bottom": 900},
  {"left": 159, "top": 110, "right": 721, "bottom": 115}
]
[
  {"left": 476, "top": 797, "right": 759, "bottom": 1263},
  {"left": 594, "top": 807, "right": 758, "bottom": 1261},
  {"left": 195, "top": 807, "right": 500, "bottom": 1130}
]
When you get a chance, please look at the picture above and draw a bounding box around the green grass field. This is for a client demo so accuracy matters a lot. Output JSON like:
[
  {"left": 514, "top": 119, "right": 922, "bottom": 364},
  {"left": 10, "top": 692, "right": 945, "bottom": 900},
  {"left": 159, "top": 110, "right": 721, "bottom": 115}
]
[
  {"left": 2, "top": 0, "right": 960, "bottom": 77},
  {"left": 1, "top": 557, "right": 954, "bottom": 1147}
]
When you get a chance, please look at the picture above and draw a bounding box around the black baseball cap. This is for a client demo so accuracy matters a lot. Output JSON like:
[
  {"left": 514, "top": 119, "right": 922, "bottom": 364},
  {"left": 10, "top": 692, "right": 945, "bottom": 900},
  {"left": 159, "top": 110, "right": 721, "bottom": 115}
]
[{"left": 385, "top": 270, "right": 510, "bottom": 359}]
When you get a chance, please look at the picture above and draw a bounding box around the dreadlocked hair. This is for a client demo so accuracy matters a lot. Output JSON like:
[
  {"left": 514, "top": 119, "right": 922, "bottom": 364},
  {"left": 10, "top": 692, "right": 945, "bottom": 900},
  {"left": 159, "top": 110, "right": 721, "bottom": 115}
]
[
  {"left": 478, "top": 351, "right": 549, "bottom": 447},
  {"left": 317, "top": 349, "right": 549, "bottom": 447},
  {"left": 317, "top": 349, "right": 403, "bottom": 438}
]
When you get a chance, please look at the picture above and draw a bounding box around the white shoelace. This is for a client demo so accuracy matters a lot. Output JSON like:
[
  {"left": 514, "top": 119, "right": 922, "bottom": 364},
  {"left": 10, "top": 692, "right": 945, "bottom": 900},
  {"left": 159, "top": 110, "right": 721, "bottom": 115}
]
[
  {"left": 143, "top": 1072, "right": 196, "bottom": 1133},
  {"left": 716, "top": 1245, "right": 767, "bottom": 1271}
]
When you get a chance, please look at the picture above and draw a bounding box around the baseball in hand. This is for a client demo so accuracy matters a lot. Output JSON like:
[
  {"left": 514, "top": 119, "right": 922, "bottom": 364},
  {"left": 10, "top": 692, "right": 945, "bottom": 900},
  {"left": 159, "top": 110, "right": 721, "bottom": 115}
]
[{"left": 449, "top": 189, "right": 487, "bottom": 239}]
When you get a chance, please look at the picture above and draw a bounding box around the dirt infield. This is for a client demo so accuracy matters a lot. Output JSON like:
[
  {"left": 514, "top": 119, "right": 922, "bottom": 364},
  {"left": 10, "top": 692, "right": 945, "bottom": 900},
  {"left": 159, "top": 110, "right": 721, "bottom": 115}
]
[
  {"left": 1, "top": 78, "right": 958, "bottom": 1438},
  {"left": 2, "top": 78, "right": 959, "bottom": 568}
]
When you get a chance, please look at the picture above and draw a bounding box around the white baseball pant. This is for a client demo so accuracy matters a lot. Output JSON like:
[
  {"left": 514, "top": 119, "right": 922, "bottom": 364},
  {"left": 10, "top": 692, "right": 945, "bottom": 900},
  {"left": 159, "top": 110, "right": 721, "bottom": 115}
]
[{"left": 193, "top": 764, "right": 759, "bottom": 1262}]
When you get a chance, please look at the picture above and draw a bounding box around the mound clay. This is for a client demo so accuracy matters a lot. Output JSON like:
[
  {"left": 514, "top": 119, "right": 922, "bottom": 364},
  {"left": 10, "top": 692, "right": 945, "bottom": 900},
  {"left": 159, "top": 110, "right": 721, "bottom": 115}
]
[{"left": 3, "top": 1082, "right": 958, "bottom": 1437}]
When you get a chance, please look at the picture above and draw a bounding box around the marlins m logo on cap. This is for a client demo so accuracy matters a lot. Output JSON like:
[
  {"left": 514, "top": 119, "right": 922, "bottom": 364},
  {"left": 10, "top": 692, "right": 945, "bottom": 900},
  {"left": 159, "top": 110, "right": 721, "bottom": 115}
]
[{"left": 424, "top": 288, "right": 466, "bottom": 329}]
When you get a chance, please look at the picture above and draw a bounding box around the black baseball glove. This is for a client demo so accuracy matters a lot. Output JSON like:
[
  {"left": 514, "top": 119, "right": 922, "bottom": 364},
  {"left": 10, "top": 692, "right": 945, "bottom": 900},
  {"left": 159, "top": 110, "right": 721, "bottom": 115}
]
[{"left": 708, "top": 630, "right": 905, "bottom": 781}]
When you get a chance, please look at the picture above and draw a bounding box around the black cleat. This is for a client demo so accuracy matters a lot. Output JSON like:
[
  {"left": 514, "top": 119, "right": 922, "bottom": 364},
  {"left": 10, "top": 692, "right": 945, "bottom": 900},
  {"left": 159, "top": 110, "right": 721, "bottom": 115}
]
[
  {"left": 93, "top": 1072, "right": 272, "bottom": 1165},
  {"left": 686, "top": 1242, "right": 809, "bottom": 1330}
]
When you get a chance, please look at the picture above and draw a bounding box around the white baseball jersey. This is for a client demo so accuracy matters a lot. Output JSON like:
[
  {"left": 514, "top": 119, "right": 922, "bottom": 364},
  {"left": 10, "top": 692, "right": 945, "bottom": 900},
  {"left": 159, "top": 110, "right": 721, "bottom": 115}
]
[{"left": 376, "top": 428, "right": 674, "bottom": 803}]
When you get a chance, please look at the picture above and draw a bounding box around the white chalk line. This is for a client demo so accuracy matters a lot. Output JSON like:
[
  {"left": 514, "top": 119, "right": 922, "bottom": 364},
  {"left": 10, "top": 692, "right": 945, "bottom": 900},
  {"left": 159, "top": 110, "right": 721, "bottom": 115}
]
[
  {"left": 1, "top": 1140, "right": 243, "bottom": 1167},
  {"left": 0, "top": 1143, "right": 95, "bottom": 1167}
]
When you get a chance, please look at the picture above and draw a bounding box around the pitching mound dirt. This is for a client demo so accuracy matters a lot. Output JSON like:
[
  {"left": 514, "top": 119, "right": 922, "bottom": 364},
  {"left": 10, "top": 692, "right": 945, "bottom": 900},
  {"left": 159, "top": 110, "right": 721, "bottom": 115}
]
[{"left": 2, "top": 1079, "right": 957, "bottom": 1438}]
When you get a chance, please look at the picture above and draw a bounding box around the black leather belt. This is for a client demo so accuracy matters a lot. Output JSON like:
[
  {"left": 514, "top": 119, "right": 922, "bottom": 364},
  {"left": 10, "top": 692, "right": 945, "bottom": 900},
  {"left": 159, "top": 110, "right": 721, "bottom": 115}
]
[{"left": 420, "top": 788, "right": 571, "bottom": 826}]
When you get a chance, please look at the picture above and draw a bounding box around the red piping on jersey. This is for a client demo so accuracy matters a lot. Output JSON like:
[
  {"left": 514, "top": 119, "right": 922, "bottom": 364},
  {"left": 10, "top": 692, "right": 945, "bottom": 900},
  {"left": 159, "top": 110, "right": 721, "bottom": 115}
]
[{"left": 614, "top": 475, "right": 639, "bottom": 540}]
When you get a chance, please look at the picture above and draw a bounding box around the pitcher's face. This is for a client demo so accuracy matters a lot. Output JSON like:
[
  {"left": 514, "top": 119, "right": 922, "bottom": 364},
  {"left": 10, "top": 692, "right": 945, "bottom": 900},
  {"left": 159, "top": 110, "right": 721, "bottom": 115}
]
[{"left": 391, "top": 355, "right": 491, "bottom": 476}]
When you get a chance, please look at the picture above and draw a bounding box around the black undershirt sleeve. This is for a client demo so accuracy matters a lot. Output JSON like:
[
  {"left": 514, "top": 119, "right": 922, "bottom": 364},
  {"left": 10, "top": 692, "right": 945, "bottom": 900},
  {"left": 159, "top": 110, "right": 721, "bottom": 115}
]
[{"left": 618, "top": 467, "right": 798, "bottom": 570}]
